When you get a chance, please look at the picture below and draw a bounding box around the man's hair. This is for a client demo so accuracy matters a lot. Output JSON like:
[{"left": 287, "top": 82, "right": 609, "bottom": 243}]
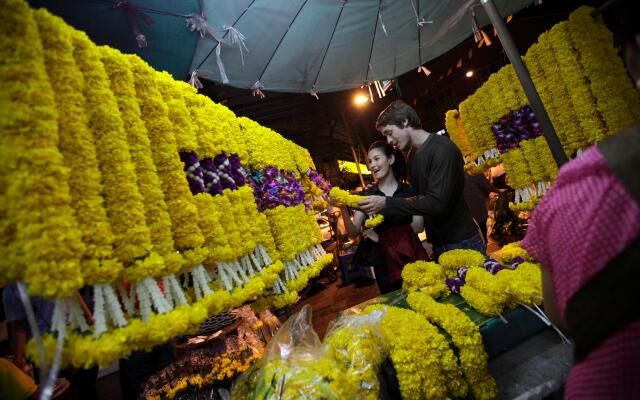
[{"left": 376, "top": 100, "right": 422, "bottom": 130}]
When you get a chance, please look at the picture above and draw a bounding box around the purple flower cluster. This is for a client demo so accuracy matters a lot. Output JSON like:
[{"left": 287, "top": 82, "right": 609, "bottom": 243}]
[
  {"left": 483, "top": 257, "right": 505, "bottom": 275},
  {"left": 306, "top": 168, "right": 332, "bottom": 195},
  {"left": 492, "top": 105, "right": 543, "bottom": 153},
  {"left": 446, "top": 267, "right": 468, "bottom": 294},
  {"left": 181, "top": 151, "right": 206, "bottom": 194},
  {"left": 510, "top": 256, "right": 526, "bottom": 269},
  {"left": 181, "top": 151, "right": 247, "bottom": 196},
  {"left": 249, "top": 167, "right": 305, "bottom": 211},
  {"left": 445, "top": 257, "right": 506, "bottom": 294}
]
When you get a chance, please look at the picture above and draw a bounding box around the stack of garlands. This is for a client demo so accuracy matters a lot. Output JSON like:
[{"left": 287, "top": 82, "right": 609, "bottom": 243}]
[
  {"left": 1, "top": 0, "right": 331, "bottom": 371},
  {"left": 396, "top": 248, "right": 545, "bottom": 399}
]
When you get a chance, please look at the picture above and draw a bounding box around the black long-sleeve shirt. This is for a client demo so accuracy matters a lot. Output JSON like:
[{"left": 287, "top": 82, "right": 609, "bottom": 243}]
[{"left": 384, "top": 134, "right": 477, "bottom": 246}]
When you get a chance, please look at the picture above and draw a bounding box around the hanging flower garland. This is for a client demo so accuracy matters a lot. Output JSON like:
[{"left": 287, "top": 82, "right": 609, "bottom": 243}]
[
  {"left": 71, "top": 29, "right": 163, "bottom": 279},
  {"left": 524, "top": 42, "right": 577, "bottom": 155},
  {"left": 156, "top": 72, "right": 200, "bottom": 154},
  {"left": 128, "top": 54, "right": 207, "bottom": 268},
  {"left": 29, "top": 260, "right": 284, "bottom": 369},
  {"left": 236, "top": 117, "right": 300, "bottom": 174},
  {"left": 35, "top": 10, "right": 122, "bottom": 285},
  {"left": 567, "top": 7, "right": 640, "bottom": 134},
  {"left": 406, "top": 292, "right": 497, "bottom": 400},
  {"left": 445, "top": 109, "right": 474, "bottom": 158},
  {"left": 0, "top": 0, "right": 85, "bottom": 297},
  {"left": 547, "top": 22, "right": 606, "bottom": 144},
  {"left": 100, "top": 47, "right": 183, "bottom": 279}
]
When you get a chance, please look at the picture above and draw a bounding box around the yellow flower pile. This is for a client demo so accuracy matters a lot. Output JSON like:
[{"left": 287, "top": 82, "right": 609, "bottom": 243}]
[
  {"left": 3, "top": 0, "right": 329, "bottom": 370},
  {"left": 438, "top": 249, "right": 486, "bottom": 278},
  {"left": 329, "top": 187, "right": 367, "bottom": 208},
  {"left": 364, "top": 214, "right": 384, "bottom": 229},
  {"left": 401, "top": 261, "right": 448, "bottom": 297}
]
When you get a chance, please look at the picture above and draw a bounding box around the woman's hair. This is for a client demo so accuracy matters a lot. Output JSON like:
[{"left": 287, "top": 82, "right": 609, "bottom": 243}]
[{"left": 368, "top": 141, "right": 407, "bottom": 182}]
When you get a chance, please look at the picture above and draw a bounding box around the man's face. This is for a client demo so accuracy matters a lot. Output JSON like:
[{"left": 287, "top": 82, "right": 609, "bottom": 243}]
[{"left": 380, "top": 123, "right": 411, "bottom": 152}]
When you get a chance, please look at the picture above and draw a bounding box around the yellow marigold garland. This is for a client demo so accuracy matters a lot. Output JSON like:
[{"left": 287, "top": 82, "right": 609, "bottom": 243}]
[
  {"left": 0, "top": 0, "right": 85, "bottom": 297},
  {"left": 128, "top": 55, "right": 206, "bottom": 268},
  {"left": 438, "top": 249, "right": 485, "bottom": 278},
  {"left": 364, "top": 214, "right": 384, "bottom": 229},
  {"left": 364, "top": 305, "right": 460, "bottom": 400},
  {"left": 525, "top": 41, "right": 580, "bottom": 154},
  {"left": 401, "top": 261, "right": 448, "bottom": 297},
  {"left": 329, "top": 187, "right": 366, "bottom": 208},
  {"left": 445, "top": 109, "right": 473, "bottom": 157},
  {"left": 236, "top": 117, "right": 299, "bottom": 174},
  {"left": 461, "top": 268, "right": 510, "bottom": 316},
  {"left": 498, "top": 241, "right": 533, "bottom": 263},
  {"left": 100, "top": 47, "right": 183, "bottom": 279},
  {"left": 35, "top": 10, "right": 121, "bottom": 285},
  {"left": 567, "top": 7, "right": 640, "bottom": 134},
  {"left": 71, "top": 29, "right": 162, "bottom": 279},
  {"left": 548, "top": 22, "right": 606, "bottom": 144},
  {"left": 155, "top": 72, "right": 199, "bottom": 153},
  {"left": 406, "top": 292, "right": 497, "bottom": 400},
  {"left": 495, "top": 262, "right": 542, "bottom": 307}
]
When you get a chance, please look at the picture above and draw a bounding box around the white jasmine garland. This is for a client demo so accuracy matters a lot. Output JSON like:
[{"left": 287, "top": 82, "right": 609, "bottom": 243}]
[
  {"left": 103, "top": 284, "right": 127, "bottom": 327},
  {"left": 92, "top": 285, "right": 107, "bottom": 337}
]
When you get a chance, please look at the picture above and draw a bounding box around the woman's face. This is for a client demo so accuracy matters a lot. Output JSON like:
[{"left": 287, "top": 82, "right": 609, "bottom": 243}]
[{"left": 368, "top": 147, "right": 393, "bottom": 181}]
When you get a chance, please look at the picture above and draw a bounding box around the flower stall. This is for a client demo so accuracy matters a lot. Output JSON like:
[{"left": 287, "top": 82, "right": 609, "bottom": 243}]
[{"left": 1, "top": 0, "right": 333, "bottom": 374}]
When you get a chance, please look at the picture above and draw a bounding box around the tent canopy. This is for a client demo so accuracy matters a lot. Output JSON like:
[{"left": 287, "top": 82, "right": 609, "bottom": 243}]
[{"left": 30, "top": 0, "right": 534, "bottom": 93}]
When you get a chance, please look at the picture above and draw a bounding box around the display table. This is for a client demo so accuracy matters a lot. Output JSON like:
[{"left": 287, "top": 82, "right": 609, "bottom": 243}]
[{"left": 344, "top": 290, "right": 573, "bottom": 399}]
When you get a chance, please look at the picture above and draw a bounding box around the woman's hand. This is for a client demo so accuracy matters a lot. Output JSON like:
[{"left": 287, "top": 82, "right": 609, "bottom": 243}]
[{"left": 362, "top": 229, "right": 379, "bottom": 243}]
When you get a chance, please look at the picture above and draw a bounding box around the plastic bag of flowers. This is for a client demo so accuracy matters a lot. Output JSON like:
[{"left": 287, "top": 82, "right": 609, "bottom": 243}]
[
  {"left": 231, "top": 305, "right": 360, "bottom": 399},
  {"left": 322, "top": 309, "right": 388, "bottom": 400}
]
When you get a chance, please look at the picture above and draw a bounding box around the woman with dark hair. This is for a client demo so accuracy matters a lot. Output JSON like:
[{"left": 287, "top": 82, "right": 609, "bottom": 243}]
[{"left": 340, "top": 141, "right": 428, "bottom": 294}]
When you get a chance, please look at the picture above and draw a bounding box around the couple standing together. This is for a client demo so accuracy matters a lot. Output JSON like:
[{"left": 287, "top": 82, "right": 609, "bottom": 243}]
[{"left": 343, "top": 100, "right": 484, "bottom": 294}]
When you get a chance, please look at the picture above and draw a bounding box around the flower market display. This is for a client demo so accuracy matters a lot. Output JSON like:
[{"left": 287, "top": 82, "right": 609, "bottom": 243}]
[
  {"left": 232, "top": 247, "right": 547, "bottom": 400},
  {"left": 0, "top": 0, "right": 332, "bottom": 370},
  {"left": 447, "top": 6, "right": 640, "bottom": 210}
]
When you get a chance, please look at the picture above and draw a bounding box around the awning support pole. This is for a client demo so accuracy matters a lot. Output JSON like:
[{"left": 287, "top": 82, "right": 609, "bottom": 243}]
[{"left": 480, "top": 0, "right": 569, "bottom": 167}]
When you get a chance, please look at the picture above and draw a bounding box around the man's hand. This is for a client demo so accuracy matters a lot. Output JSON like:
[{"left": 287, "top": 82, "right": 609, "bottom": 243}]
[
  {"left": 362, "top": 229, "right": 379, "bottom": 243},
  {"left": 358, "top": 195, "right": 386, "bottom": 214}
]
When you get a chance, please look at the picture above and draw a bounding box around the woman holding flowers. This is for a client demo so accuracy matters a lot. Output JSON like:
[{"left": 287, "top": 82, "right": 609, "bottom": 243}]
[{"left": 339, "top": 141, "right": 427, "bottom": 294}]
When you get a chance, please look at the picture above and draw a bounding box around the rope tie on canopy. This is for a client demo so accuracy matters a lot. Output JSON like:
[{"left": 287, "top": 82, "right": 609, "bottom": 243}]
[{"left": 187, "top": 0, "right": 257, "bottom": 89}]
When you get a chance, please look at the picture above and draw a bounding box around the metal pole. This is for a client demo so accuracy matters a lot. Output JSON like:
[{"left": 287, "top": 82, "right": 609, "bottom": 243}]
[{"left": 480, "top": 0, "right": 569, "bottom": 167}]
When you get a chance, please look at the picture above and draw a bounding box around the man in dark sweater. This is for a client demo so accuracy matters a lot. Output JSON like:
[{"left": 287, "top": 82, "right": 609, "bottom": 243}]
[{"left": 358, "top": 100, "right": 484, "bottom": 260}]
